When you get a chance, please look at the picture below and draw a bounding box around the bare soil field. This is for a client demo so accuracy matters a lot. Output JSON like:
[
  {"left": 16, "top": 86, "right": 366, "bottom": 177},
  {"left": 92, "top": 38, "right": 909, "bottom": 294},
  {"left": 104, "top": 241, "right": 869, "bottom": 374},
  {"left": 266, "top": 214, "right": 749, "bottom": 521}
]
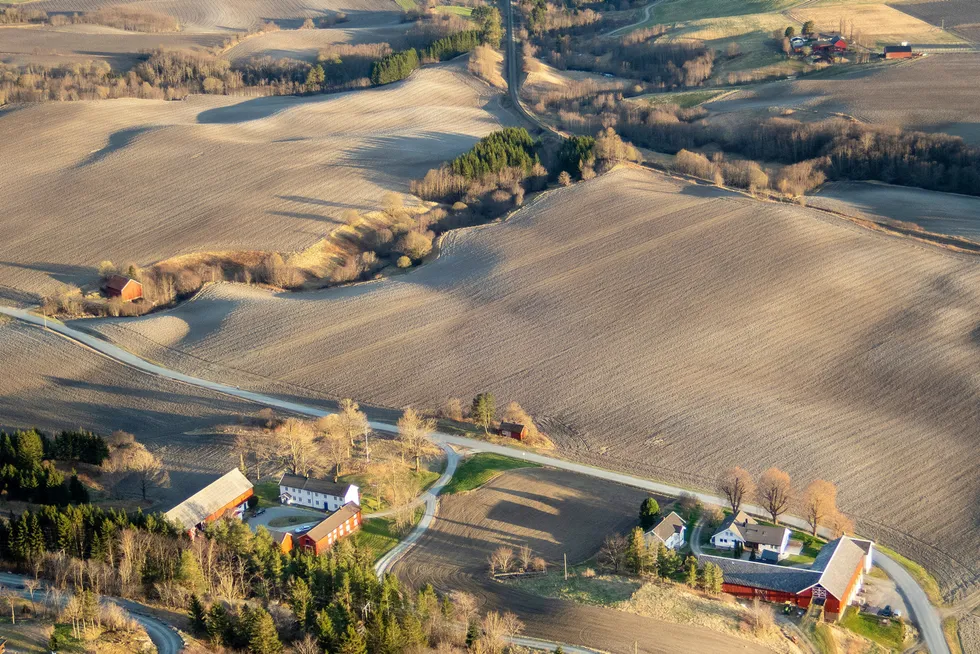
[
  {"left": 0, "top": 60, "right": 515, "bottom": 301},
  {"left": 889, "top": 0, "right": 980, "bottom": 43},
  {"left": 809, "top": 182, "right": 980, "bottom": 241},
  {"left": 83, "top": 166, "right": 980, "bottom": 600},
  {"left": 393, "top": 466, "right": 774, "bottom": 653},
  {"left": 960, "top": 612, "right": 980, "bottom": 654},
  {"left": 0, "top": 321, "right": 261, "bottom": 507},
  {"left": 223, "top": 21, "right": 410, "bottom": 63},
  {"left": 20, "top": 0, "right": 398, "bottom": 32},
  {"left": 0, "top": 23, "right": 223, "bottom": 68},
  {"left": 705, "top": 54, "right": 980, "bottom": 144}
]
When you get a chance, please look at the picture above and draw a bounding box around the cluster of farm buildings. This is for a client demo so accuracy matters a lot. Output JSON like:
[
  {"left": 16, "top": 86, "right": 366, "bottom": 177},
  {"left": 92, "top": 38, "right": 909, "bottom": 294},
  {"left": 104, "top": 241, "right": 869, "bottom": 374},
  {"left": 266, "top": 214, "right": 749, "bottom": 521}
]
[
  {"left": 644, "top": 509, "right": 873, "bottom": 620},
  {"left": 164, "top": 468, "right": 363, "bottom": 555},
  {"left": 788, "top": 32, "right": 916, "bottom": 61}
]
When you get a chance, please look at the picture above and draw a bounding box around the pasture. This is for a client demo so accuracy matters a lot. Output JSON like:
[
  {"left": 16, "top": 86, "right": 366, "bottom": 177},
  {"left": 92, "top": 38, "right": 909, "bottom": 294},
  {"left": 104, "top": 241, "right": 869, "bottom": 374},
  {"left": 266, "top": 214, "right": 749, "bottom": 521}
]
[
  {"left": 83, "top": 166, "right": 980, "bottom": 600},
  {"left": 0, "top": 60, "right": 515, "bottom": 300}
]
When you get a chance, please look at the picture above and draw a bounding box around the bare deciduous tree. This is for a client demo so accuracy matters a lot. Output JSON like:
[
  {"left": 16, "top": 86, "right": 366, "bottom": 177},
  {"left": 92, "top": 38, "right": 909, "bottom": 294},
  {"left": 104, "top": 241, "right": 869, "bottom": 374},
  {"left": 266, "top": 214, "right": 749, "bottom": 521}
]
[
  {"left": 316, "top": 415, "right": 351, "bottom": 481},
  {"left": 830, "top": 511, "right": 855, "bottom": 538},
  {"left": 440, "top": 398, "right": 464, "bottom": 421},
  {"left": 336, "top": 398, "right": 370, "bottom": 456},
  {"left": 488, "top": 547, "right": 514, "bottom": 576},
  {"left": 598, "top": 534, "right": 629, "bottom": 573},
  {"left": 517, "top": 544, "right": 532, "bottom": 572},
  {"left": 397, "top": 407, "right": 438, "bottom": 472},
  {"left": 479, "top": 610, "right": 524, "bottom": 654},
  {"left": 803, "top": 479, "right": 839, "bottom": 536},
  {"left": 758, "top": 468, "right": 792, "bottom": 524},
  {"left": 103, "top": 440, "right": 170, "bottom": 500},
  {"left": 718, "top": 467, "right": 755, "bottom": 515},
  {"left": 276, "top": 418, "right": 320, "bottom": 476}
]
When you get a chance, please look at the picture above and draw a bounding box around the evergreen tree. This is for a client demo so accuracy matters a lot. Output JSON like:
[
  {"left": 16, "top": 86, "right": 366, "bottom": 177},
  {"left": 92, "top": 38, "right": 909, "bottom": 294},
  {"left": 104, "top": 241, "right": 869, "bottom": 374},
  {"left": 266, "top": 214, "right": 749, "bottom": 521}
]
[
  {"left": 188, "top": 594, "right": 207, "bottom": 634},
  {"left": 68, "top": 475, "right": 88, "bottom": 504},
  {"left": 684, "top": 556, "right": 698, "bottom": 588},
  {"left": 175, "top": 549, "right": 206, "bottom": 594},
  {"left": 639, "top": 497, "right": 660, "bottom": 530},
  {"left": 472, "top": 6, "right": 502, "bottom": 48},
  {"left": 709, "top": 562, "right": 724, "bottom": 594},
  {"left": 316, "top": 609, "right": 337, "bottom": 651},
  {"left": 626, "top": 527, "right": 650, "bottom": 575},
  {"left": 206, "top": 603, "right": 230, "bottom": 646},
  {"left": 465, "top": 621, "right": 481, "bottom": 648},
  {"left": 290, "top": 577, "right": 314, "bottom": 631},
  {"left": 698, "top": 561, "right": 714, "bottom": 592},
  {"left": 470, "top": 392, "right": 496, "bottom": 433},
  {"left": 656, "top": 542, "right": 677, "bottom": 579},
  {"left": 247, "top": 607, "right": 283, "bottom": 654},
  {"left": 15, "top": 430, "right": 44, "bottom": 468},
  {"left": 337, "top": 623, "right": 368, "bottom": 654}
]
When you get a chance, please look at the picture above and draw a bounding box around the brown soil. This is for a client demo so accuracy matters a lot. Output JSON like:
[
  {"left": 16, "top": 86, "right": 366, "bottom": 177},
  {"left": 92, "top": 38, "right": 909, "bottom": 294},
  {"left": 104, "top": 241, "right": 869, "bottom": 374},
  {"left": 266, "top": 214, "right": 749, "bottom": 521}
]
[{"left": 393, "top": 467, "right": 774, "bottom": 653}]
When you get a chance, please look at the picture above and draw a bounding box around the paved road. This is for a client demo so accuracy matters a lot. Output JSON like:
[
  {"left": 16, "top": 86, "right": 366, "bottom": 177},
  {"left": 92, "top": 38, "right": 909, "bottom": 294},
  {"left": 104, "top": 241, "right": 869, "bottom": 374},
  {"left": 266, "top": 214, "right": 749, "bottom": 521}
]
[
  {"left": 0, "top": 572, "right": 184, "bottom": 654},
  {"left": 0, "top": 308, "right": 950, "bottom": 653},
  {"left": 604, "top": 1, "right": 656, "bottom": 37}
]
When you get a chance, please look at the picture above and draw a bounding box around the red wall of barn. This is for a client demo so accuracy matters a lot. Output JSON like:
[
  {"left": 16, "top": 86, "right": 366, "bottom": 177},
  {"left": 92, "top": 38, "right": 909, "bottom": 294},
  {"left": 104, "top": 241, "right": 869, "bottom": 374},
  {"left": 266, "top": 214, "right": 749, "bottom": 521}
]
[
  {"left": 203, "top": 489, "right": 254, "bottom": 525},
  {"left": 721, "top": 584, "right": 816, "bottom": 608},
  {"left": 885, "top": 51, "right": 912, "bottom": 59}
]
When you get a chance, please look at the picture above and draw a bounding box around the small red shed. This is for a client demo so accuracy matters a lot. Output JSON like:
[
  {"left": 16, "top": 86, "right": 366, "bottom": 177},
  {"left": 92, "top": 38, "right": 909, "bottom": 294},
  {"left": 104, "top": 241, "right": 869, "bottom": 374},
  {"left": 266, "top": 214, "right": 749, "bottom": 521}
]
[
  {"left": 883, "top": 44, "right": 913, "bottom": 59},
  {"left": 105, "top": 275, "right": 143, "bottom": 301},
  {"left": 499, "top": 422, "right": 528, "bottom": 441}
]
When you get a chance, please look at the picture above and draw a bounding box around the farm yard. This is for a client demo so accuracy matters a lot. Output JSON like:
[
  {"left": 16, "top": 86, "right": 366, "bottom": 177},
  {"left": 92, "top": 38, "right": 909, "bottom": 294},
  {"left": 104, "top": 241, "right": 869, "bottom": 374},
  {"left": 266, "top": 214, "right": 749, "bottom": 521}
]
[
  {"left": 0, "top": 60, "right": 515, "bottom": 301},
  {"left": 391, "top": 466, "right": 776, "bottom": 653},
  {"left": 81, "top": 166, "right": 980, "bottom": 601},
  {"left": 810, "top": 182, "right": 980, "bottom": 241}
]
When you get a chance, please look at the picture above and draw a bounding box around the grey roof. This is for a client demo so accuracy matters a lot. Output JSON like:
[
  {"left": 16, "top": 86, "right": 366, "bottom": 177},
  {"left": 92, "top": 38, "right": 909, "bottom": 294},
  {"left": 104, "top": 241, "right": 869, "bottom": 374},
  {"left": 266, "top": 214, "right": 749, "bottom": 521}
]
[
  {"left": 741, "top": 523, "right": 790, "bottom": 547},
  {"left": 279, "top": 473, "right": 354, "bottom": 498},
  {"left": 884, "top": 44, "right": 912, "bottom": 52},
  {"left": 716, "top": 510, "right": 756, "bottom": 538},
  {"left": 165, "top": 469, "right": 253, "bottom": 530},
  {"left": 648, "top": 511, "right": 686, "bottom": 542},
  {"left": 811, "top": 537, "right": 868, "bottom": 599},
  {"left": 500, "top": 422, "right": 527, "bottom": 433},
  {"left": 304, "top": 502, "right": 360, "bottom": 543},
  {"left": 703, "top": 555, "right": 821, "bottom": 593}
]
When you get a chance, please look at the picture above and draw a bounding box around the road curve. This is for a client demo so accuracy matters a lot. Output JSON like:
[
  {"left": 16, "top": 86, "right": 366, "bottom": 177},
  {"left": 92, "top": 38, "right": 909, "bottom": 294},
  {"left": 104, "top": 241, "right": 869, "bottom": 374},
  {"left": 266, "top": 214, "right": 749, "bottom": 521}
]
[
  {"left": 0, "top": 308, "right": 950, "bottom": 654},
  {"left": 0, "top": 572, "right": 184, "bottom": 654},
  {"left": 603, "top": 1, "right": 655, "bottom": 38}
]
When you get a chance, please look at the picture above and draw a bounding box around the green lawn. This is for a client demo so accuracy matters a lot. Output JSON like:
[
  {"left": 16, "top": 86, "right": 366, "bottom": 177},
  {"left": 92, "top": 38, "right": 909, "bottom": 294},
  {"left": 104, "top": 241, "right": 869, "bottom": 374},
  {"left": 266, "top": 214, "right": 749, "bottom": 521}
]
[
  {"left": 394, "top": 0, "right": 417, "bottom": 10},
  {"left": 253, "top": 481, "right": 280, "bottom": 507},
  {"left": 649, "top": 0, "right": 803, "bottom": 23},
  {"left": 433, "top": 5, "right": 473, "bottom": 16},
  {"left": 443, "top": 453, "right": 538, "bottom": 494},
  {"left": 512, "top": 571, "right": 640, "bottom": 606},
  {"left": 875, "top": 544, "right": 943, "bottom": 606},
  {"left": 354, "top": 508, "right": 423, "bottom": 561},
  {"left": 631, "top": 89, "right": 727, "bottom": 108},
  {"left": 341, "top": 466, "right": 441, "bottom": 514},
  {"left": 839, "top": 608, "right": 906, "bottom": 650}
]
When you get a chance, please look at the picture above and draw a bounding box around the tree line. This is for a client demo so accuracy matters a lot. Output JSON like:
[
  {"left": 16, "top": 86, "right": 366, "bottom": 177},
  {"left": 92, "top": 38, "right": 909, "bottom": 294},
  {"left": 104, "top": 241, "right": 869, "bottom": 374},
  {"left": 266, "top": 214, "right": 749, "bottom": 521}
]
[{"left": 0, "top": 430, "right": 102, "bottom": 506}]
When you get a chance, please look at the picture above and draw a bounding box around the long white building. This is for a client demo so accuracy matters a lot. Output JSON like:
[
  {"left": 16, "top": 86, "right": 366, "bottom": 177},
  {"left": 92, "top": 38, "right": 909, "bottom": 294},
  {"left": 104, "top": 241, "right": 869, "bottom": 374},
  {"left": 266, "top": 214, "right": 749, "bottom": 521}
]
[{"left": 278, "top": 473, "right": 360, "bottom": 512}]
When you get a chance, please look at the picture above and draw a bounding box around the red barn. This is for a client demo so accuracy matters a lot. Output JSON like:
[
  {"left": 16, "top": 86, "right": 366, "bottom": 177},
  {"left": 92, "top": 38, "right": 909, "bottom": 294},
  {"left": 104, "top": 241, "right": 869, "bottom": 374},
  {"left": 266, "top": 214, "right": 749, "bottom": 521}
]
[
  {"left": 499, "top": 422, "right": 528, "bottom": 441},
  {"left": 164, "top": 469, "right": 254, "bottom": 538},
  {"left": 884, "top": 44, "right": 913, "bottom": 59},
  {"left": 297, "top": 502, "right": 361, "bottom": 555},
  {"left": 270, "top": 530, "right": 293, "bottom": 554},
  {"left": 703, "top": 537, "right": 871, "bottom": 621},
  {"left": 105, "top": 275, "right": 143, "bottom": 301},
  {"left": 814, "top": 35, "right": 848, "bottom": 54}
]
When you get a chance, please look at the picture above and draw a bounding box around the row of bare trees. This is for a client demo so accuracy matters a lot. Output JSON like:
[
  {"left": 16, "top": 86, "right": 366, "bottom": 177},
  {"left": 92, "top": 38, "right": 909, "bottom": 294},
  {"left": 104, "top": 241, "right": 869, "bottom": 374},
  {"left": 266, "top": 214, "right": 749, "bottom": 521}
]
[
  {"left": 487, "top": 544, "right": 547, "bottom": 576},
  {"left": 718, "top": 467, "right": 853, "bottom": 536}
]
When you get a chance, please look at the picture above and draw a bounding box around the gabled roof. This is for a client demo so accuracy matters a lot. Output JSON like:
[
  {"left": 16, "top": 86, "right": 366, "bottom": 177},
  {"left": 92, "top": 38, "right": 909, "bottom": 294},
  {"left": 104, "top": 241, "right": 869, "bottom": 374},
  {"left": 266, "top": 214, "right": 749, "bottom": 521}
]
[
  {"left": 741, "top": 523, "right": 790, "bottom": 547},
  {"left": 884, "top": 44, "right": 912, "bottom": 53},
  {"left": 500, "top": 422, "right": 527, "bottom": 433},
  {"left": 279, "top": 473, "right": 355, "bottom": 498},
  {"left": 105, "top": 275, "right": 141, "bottom": 292},
  {"left": 810, "top": 537, "right": 868, "bottom": 599},
  {"left": 269, "top": 530, "right": 292, "bottom": 546},
  {"left": 165, "top": 469, "right": 253, "bottom": 530},
  {"left": 716, "top": 510, "right": 756, "bottom": 538},
  {"left": 303, "top": 502, "right": 360, "bottom": 543},
  {"left": 648, "top": 511, "right": 686, "bottom": 543},
  {"left": 704, "top": 555, "right": 821, "bottom": 593}
]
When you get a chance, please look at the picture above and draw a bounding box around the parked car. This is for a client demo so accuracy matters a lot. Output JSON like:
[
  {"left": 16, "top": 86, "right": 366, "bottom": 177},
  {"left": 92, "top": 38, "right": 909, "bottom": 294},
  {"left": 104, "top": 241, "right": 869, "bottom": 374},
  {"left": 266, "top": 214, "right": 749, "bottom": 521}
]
[
  {"left": 254, "top": 508, "right": 266, "bottom": 516},
  {"left": 879, "top": 605, "right": 893, "bottom": 617},
  {"left": 295, "top": 525, "right": 312, "bottom": 534}
]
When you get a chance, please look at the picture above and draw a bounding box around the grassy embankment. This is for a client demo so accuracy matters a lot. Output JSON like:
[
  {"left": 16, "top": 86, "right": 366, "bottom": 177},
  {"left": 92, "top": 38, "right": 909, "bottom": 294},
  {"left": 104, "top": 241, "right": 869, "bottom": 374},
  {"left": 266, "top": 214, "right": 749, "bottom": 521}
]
[
  {"left": 443, "top": 453, "right": 538, "bottom": 494},
  {"left": 839, "top": 608, "right": 906, "bottom": 650},
  {"left": 943, "top": 616, "right": 964, "bottom": 654},
  {"left": 875, "top": 544, "right": 943, "bottom": 605},
  {"left": 355, "top": 507, "right": 424, "bottom": 561}
]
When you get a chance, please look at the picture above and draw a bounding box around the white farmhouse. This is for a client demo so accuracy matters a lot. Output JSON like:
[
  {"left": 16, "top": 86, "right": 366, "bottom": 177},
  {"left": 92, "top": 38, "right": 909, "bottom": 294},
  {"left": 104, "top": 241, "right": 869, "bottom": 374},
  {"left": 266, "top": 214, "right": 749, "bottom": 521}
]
[
  {"left": 278, "top": 473, "right": 360, "bottom": 512},
  {"left": 645, "top": 511, "right": 687, "bottom": 550},
  {"left": 711, "top": 510, "right": 792, "bottom": 561}
]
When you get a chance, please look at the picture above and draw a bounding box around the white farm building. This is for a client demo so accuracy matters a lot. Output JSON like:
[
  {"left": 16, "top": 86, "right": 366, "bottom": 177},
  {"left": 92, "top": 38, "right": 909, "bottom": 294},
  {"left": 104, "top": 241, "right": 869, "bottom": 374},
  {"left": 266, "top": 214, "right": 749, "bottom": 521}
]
[{"left": 278, "top": 473, "right": 360, "bottom": 512}]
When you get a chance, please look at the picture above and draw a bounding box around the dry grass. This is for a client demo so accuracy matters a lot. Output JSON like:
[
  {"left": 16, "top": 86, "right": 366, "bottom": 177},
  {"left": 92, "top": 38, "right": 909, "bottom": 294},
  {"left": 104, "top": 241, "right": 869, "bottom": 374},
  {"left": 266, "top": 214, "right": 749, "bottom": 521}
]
[
  {"left": 621, "top": 583, "right": 800, "bottom": 654},
  {"left": 224, "top": 22, "right": 412, "bottom": 63},
  {"left": 787, "top": 0, "right": 963, "bottom": 45},
  {"left": 0, "top": 60, "right": 515, "bottom": 301},
  {"left": 85, "top": 166, "right": 980, "bottom": 600}
]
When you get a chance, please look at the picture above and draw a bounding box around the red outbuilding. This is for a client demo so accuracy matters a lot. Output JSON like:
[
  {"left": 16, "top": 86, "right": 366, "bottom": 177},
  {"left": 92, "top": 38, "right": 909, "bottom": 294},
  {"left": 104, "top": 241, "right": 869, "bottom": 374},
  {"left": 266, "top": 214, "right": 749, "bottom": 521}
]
[
  {"left": 105, "top": 275, "right": 143, "bottom": 301},
  {"left": 884, "top": 44, "right": 913, "bottom": 59},
  {"left": 297, "top": 502, "right": 361, "bottom": 555},
  {"left": 499, "top": 422, "right": 528, "bottom": 441}
]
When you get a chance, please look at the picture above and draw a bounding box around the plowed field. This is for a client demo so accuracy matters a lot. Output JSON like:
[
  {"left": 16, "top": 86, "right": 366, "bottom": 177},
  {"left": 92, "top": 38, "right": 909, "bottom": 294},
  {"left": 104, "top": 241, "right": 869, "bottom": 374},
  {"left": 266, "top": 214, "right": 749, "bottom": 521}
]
[
  {"left": 890, "top": 0, "right": 980, "bottom": 43},
  {"left": 84, "top": 166, "right": 980, "bottom": 600},
  {"left": 392, "top": 466, "right": 774, "bottom": 653},
  {"left": 0, "top": 61, "right": 515, "bottom": 300}
]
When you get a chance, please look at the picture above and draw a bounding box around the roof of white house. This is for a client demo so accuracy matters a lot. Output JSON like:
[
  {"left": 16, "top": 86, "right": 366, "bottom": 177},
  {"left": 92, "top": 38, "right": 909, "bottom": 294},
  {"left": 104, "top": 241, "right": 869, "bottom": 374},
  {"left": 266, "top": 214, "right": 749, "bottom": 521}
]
[
  {"left": 279, "top": 473, "right": 356, "bottom": 498},
  {"left": 647, "top": 511, "right": 686, "bottom": 543},
  {"left": 741, "top": 523, "right": 790, "bottom": 547},
  {"left": 165, "top": 468, "right": 253, "bottom": 530},
  {"left": 715, "top": 510, "right": 756, "bottom": 538}
]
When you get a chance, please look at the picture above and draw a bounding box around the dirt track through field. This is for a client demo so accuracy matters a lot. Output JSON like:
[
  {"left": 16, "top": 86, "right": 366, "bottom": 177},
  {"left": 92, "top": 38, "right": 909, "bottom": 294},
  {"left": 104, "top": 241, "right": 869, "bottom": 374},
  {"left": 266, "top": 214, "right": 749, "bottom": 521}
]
[
  {"left": 393, "top": 467, "right": 774, "bottom": 654},
  {"left": 0, "top": 61, "right": 515, "bottom": 300},
  {"left": 83, "top": 166, "right": 980, "bottom": 599}
]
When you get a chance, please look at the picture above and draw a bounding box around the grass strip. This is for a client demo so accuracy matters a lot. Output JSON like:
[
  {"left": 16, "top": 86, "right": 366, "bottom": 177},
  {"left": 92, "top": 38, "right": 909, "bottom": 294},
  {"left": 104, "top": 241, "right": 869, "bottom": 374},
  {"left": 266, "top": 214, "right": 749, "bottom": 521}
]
[
  {"left": 355, "top": 507, "right": 423, "bottom": 562},
  {"left": 943, "top": 616, "right": 964, "bottom": 654},
  {"left": 443, "top": 452, "right": 538, "bottom": 494},
  {"left": 876, "top": 544, "right": 943, "bottom": 606},
  {"left": 839, "top": 608, "right": 905, "bottom": 650}
]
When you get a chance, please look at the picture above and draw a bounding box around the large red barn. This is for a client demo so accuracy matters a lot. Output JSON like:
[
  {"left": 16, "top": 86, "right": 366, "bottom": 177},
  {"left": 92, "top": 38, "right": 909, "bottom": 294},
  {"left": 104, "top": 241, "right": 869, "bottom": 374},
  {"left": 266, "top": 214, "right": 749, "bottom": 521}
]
[{"left": 703, "top": 537, "right": 873, "bottom": 620}]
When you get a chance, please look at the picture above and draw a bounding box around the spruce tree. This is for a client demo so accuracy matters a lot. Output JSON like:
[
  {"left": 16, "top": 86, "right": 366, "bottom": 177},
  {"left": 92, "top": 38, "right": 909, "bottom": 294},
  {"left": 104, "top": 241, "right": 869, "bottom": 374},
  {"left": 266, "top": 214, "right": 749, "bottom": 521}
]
[
  {"left": 68, "top": 475, "right": 88, "bottom": 504},
  {"left": 639, "top": 498, "right": 660, "bottom": 530},
  {"left": 337, "top": 623, "right": 368, "bottom": 654},
  {"left": 206, "top": 603, "right": 230, "bottom": 646},
  {"left": 685, "top": 556, "right": 698, "bottom": 588},
  {"left": 466, "top": 621, "right": 481, "bottom": 648},
  {"left": 470, "top": 393, "right": 496, "bottom": 433},
  {"left": 188, "top": 595, "right": 207, "bottom": 634},
  {"left": 176, "top": 550, "right": 206, "bottom": 595},
  {"left": 316, "top": 609, "right": 337, "bottom": 651},
  {"left": 247, "top": 608, "right": 283, "bottom": 654}
]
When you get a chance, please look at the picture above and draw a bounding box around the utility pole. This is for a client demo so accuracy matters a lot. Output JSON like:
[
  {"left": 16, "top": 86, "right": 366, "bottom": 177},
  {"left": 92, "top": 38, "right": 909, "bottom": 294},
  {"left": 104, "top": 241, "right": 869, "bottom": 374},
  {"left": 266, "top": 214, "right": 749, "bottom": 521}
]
[
  {"left": 364, "top": 431, "right": 370, "bottom": 463},
  {"left": 564, "top": 553, "right": 568, "bottom": 581}
]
